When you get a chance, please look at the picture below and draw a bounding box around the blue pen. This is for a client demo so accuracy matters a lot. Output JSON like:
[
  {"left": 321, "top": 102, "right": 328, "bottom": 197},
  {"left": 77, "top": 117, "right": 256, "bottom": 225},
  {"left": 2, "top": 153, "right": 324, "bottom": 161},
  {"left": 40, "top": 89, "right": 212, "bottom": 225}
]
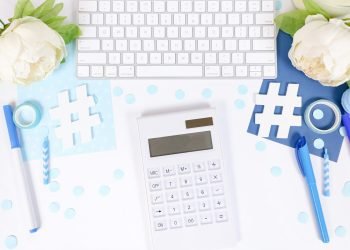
[
  {"left": 3, "top": 105, "right": 41, "bottom": 233},
  {"left": 295, "top": 136, "right": 329, "bottom": 243}
]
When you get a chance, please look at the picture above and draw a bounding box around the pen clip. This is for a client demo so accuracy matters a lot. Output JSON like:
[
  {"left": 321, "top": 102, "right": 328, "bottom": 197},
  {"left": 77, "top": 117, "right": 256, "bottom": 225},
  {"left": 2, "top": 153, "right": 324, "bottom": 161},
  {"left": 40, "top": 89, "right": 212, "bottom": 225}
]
[{"left": 295, "top": 136, "right": 306, "bottom": 177}]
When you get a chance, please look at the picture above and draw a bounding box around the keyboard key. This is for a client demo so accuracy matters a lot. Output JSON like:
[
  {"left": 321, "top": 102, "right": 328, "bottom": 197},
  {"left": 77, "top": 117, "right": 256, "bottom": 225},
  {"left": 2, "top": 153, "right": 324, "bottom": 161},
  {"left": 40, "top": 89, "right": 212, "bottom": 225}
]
[
  {"left": 80, "top": 26, "right": 97, "bottom": 38},
  {"left": 109, "top": 53, "right": 121, "bottom": 64},
  {"left": 198, "top": 199, "right": 211, "bottom": 211},
  {"left": 163, "top": 166, "right": 176, "bottom": 176},
  {"left": 91, "top": 66, "right": 103, "bottom": 77},
  {"left": 197, "top": 187, "right": 209, "bottom": 198},
  {"left": 183, "top": 202, "right": 196, "bottom": 213},
  {"left": 102, "top": 40, "right": 113, "bottom": 51},
  {"left": 213, "top": 198, "right": 226, "bottom": 209},
  {"left": 262, "top": 1, "right": 274, "bottom": 11},
  {"left": 246, "top": 52, "right": 275, "bottom": 64},
  {"left": 180, "top": 176, "right": 192, "bottom": 187},
  {"left": 105, "top": 66, "right": 117, "bottom": 77},
  {"left": 169, "top": 217, "right": 182, "bottom": 229},
  {"left": 154, "top": 219, "right": 167, "bottom": 231},
  {"left": 77, "top": 66, "right": 89, "bottom": 77},
  {"left": 221, "top": 1, "right": 233, "bottom": 12},
  {"left": 122, "top": 53, "right": 135, "bottom": 64},
  {"left": 140, "top": 1, "right": 152, "bottom": 12},
  {"left": 195, "top": 174, "right": 208, "bottom": 185},
  {"left": 222, "top": 66, "right": 234, "bottom": 77},
  {"left": 151, "top": 193, "right": 163, "bottom": 204},
  {"left": 167, "top": 1, "right": 179, "bottom": 12},
  {"left": 253, "top": 39, "right": 275, "bottom": 51},
  {"left": 150, "top": 180, "right": 162, "bottom": 191},
  {"left": 219, "top": 53, "right": 230, "bottom": 64},
  {"left": 126, "top": 1, "right": 138, "bottom": 12},
  {"left": 209, "top": 173, "right": 223, "bottom": 183},
  {"left": 168, "top": 204, "right": 181, "bottom": 215},
  {"left": 212, "top": 185, "right": 224, "bottom": 196},
  {"left": 193, "top": 162, "right": 206, "bottom": 172},
  {"left": 232, "top": 53, "right": 244, "bottom": 64},
  {"left": 249, "top": 26, "right": 261, "bottom": 38},
  {"left": 165, "top": 178, "right": 177, "bottom": 189},
  {"left": 236, "top": 65, "right": 248, "bottom": 77},
  {"left": 78, "top": 53, "right": 106, "bottom": 64},
  {"left": 119, "top": 66, "right": 135, "bottom": 77},
  {"left": 164, "top": 53, "right": 176, "bottom": 64},
  {"left": 92, "top": 13, "right": 103, "bottom": 25},
  {"left": 99, "top": 27, "right": 111, "bottom": 38},
  {"left": 112, "top": 1, "right": 124, "bottom": 12},
  {"left": 148, "top": 168, "right": 160, "bottom": 178},
  {"left": 79, "top": 1, "right": 97, "bottom": 12},
  {"left": 205, "top": 66, "right": 220, "bottom": 77},
  {"left": 235, "top": 1, "right": 247, "bottom": 12},
  {"left": 194, "top": 1, "right": 206, "bottom": 12},
  {"left": 78, "top": 13, "right": 90, "bottom": 24},
  {"left": 208, "top": 160, "right": 221, "bottom": 170},
  {"left": 78, "top": 39, "right": 100, "bottom": 51},
  {"left": 149, "top": 53, "right": 161, "bottom": 64},
  {"left": 184, "top": 216, "right": 197, "bottom": 227},
  {"left": 166, "top": 191, "right": 179, "bottom": 202},
  {"left": 177, "top": 54, "right": 189, "bottom": 64},
  {"left": 112, "top": 27, "right": 124, "bottom": 38},
  {"left": 136, "top": 53, "right": 148, "bottom": 64},
  {"left": 256, "top": 13, "right": 274, "bottom": 25},
  {"left": 178, "top": 164, "right": 191, "bottom": 174},
  {"left": 215, "top": 211, "right": 228, "bottom": 222},
  {"left": 249, "top": 1, "right": 260, "bottom": 12},
  {"left": 181, "top": 1, "right": 192, "bottom": 12},
  {"left": 106, "top": 14, "right": 118, "bottom": 25},
  {"left": 263, "top": 65, "right": 276, "bottom": 77},
  {"left": 99, "top": 1, "right": 110, "bottom": 12},
  {"left": 263, "top": 25, "right": 275, "bottom": 37},
  {"left": 200, "top": 213, "right": 213, "bottom": 224},
  {"left": 182, "top": 189, "right": 194, "bottom": 200}
]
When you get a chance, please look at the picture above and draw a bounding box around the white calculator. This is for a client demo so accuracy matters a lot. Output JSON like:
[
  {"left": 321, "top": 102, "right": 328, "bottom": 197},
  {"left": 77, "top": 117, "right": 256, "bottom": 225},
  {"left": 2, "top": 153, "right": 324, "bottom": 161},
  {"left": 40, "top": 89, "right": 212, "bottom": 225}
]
[{"left": 137, "top": 107, "right": 239, "bottom": 250}]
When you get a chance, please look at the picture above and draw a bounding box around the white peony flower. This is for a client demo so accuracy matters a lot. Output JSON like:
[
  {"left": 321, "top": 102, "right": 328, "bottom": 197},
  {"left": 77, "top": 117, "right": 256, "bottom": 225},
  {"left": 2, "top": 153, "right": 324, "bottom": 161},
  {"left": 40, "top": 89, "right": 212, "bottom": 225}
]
[
  {"left": 0, "top": 16, "right": 67, "bottom": 85},
  {"left": 293, "top": 0, "right": 350, "bottom": 17},
  {"left": 289, "top": 14, "right": 350, "bottom": 87}
]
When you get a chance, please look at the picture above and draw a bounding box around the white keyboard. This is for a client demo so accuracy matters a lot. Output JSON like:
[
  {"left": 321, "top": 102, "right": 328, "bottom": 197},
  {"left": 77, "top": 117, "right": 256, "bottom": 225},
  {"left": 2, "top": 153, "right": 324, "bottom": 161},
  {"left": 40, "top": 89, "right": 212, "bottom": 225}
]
[
  {"left": 149, "top": 160, "right": 228, "bottom": 231},
  {"left": 77, "top": 0, "right": 277, "bottom": 79}
]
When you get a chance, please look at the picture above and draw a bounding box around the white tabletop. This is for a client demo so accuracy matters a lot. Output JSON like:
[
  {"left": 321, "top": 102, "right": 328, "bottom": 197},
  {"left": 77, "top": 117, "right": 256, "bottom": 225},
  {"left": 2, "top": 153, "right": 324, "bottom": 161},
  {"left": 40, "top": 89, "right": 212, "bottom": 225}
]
[{"left": 1, "top": 1, "right": 350, "bottom": 250}]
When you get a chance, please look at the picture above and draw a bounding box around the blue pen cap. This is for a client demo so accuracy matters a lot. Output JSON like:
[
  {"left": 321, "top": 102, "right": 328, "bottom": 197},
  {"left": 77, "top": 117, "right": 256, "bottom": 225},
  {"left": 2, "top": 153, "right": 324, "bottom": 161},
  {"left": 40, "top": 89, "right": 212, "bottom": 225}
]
[{"left": 3, "top": 105, "right": 21, "bottom": 149}]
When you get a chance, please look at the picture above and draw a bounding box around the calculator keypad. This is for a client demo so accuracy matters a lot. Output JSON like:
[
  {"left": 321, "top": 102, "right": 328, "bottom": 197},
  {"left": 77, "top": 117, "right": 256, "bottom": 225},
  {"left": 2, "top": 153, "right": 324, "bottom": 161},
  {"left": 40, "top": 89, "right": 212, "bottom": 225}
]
[{"left": 149, "top": 159, "right": 228, "bottom": 231}]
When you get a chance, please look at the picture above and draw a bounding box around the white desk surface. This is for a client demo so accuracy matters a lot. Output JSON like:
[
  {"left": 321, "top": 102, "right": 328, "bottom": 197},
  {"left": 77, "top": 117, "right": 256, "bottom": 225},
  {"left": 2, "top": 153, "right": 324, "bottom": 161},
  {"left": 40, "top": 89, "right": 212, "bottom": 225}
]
[{"left": 1, "top": 1, "right": 350, "bottom": 250}]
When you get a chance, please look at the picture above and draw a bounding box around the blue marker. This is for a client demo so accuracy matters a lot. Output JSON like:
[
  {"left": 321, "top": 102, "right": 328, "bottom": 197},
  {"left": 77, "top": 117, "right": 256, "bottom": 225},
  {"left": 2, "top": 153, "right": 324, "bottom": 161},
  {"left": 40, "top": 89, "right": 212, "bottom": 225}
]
[
  {"left": 295, "top": 136, "right": 329, "bottom": 243},
  {"left": 3, "top": 105, "right": 40, "bottom": 233}
]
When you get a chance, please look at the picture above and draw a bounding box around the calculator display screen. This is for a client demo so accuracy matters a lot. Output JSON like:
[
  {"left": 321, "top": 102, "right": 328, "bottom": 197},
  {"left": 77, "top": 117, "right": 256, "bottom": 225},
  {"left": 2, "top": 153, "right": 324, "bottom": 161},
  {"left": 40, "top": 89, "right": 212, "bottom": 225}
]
[{"left": 148, "top": 131, "right": 213, "bottom": 157}]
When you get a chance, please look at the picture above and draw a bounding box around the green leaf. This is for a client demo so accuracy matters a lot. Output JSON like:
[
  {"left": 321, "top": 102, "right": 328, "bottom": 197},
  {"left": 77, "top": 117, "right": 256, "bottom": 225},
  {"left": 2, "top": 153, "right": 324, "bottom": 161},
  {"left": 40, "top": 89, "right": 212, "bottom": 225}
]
[
  {"left": 303, "top": 0, "right": 330, "bottom": 19},
  {"left": 275, "top": 10, "right": 310, "bottom": 36},
  {"left": 40, "top": 3, "right": 64, "bottom": 22},
  {"left": 13, "top": 0, "right": 35, "bottom": 19},
  {"left": 56, "top": 24, "right": 81, "bottom": 44},
  {"left": 46, "top": 16, "right": 66, "bottom": 29},
  {"left": 348, "top": 81, "right": 350, "bottom": 88},
  {"left": 30, "top": 0, "right": 55, "bottom": 19}
]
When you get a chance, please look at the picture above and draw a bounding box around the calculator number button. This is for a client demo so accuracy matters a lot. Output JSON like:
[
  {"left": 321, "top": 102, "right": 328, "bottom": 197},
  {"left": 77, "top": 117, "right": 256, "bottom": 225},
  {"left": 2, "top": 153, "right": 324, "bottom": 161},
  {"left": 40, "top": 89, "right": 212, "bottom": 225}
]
[
  {"left": 169, "top": 217, "right": 182, "bottom": 229},
  {"left": 197, "top": 187, "right": 209, "bottom": 198},
  {"left": 154, "top": 219, "right": 167, "bottom": 231},
  {"left": 214, "top": 198, "right": 226, "bottom": 209},
  {"left": 150, "top": 180, "right": 162, "bottom": 191},
  {"left": 178, "top": 163, "right": 191, "bottom": 174},
  {"left": 200, "top": 213, "right": 213, "bottom": 225},
  {"left": 163, "top": 166, "right": 175, "bottom": 176},
  {"left": 151, "top": 193, "right": 163, "bottom": 204},
  {"left": 209, "top": 173, "right": 223, "bottom": 183},
  {"left": 215, "top": 211, "right": 228, "bottom": 223},
  {"left": 166, "top": 191, "right": 179, "bottom": 202},
  {"left": 198, "top": 199, "right": 211, "bottom": 211},
  {"left": 193, "top": 162, "right": 206, "bottom": 172},
  {"left": 168, "top": 204, "right": 181, "bottom": 215},
  {"left": 181, "top": 189, "right": 194, "bottom": 200},
  {"left": 148, "top": 167, "right": 160, "bottom": 178},
  {"left": 183, "top": 202, "right": 196, "bottom": 213},
  {"left": 195, "top": 174, "right": 208, "bottom": 185},
  {"left": 208, "top": 160, "right": 221, "bottom": 170},
  {"left": 212, "top": 185, "right": 224, "bottom": 196},
  {"left": 180, "top": 176, "right": 192, "bottom": 187},
  {"left": 153, "top": 206, "right": 165, "bottom": 217},
  {"left": 185, "top": 216, "right": 198, "bottom": 227},
  {"left": 165, "top": 178, "right": 177, "bottom": 189}
]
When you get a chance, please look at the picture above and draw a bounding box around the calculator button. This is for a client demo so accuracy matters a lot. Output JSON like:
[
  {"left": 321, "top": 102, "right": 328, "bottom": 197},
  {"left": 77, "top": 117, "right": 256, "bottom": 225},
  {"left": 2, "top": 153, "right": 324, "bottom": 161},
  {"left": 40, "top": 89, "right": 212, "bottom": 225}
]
[
  {"left": 166, "top": 191, "right": 179, "bottom": 202},
  {"left": 198, "top": 199, "right": 211, "bottom": 211},
  {"left": 214, "top": 198, "right": 226, "bottom": 209},
  {"left": 165, "top": 178, "right": 177, "bottom": 189},
  {"left": 148, "top": 167, "right": 161, "bottom": 178},
  {"left": 181, "top": 189, "right": 194, "bottom": 200},
  {"left": 195, "top": 174, "right": 208, "bottom": 185},
  {"left": 215, "top": 211, "right": 228, "bottom": 223},
  {"left": 178, "top": 163, "right": 191, "bottom": 174},
  {"left": 169, "top": 217, "right": 182, "bottom": 229},
  {"left": 151, "top": 193, "right": 163, "bottom": 204},
  {"left": 212, "top": 185, "right": 224, "bottom": 196},
  {"left": 200, "top": 213, "right": 213, "bottom": 225},
  {"left": 209, "top": 173, "right": 223, "bottom": 183},
  {"left": 193, "top": 162, "right": 206, "bottom": 172},
  {"left": 180, "top": 176, "right": 192, "bottom": 187},
  {"left": 150, "top": 180, "right": 162, "bottom": 191},
  {"left": 153, "top": 206, "right": 165, "bottom": 217},
  {"left": 185, "top": 216, "right": 198, "bottom": 227},
  {"left": 163, "top": 166, "right": 176, "bottom": 176},
  {"left": 197, "top": 187, "right": 209, "bottom": 198},
  {"left": 154, "top": 219, "right": 167, "bottom": 231},
  {"left": 208, "top": 160, "right": 221, "bottom": 170},
  {"left": 183, "top": 202, "right": 196, "bottom": 213},
  {"left": 168, "top": 204, "right": 181, "bottom": 215}
]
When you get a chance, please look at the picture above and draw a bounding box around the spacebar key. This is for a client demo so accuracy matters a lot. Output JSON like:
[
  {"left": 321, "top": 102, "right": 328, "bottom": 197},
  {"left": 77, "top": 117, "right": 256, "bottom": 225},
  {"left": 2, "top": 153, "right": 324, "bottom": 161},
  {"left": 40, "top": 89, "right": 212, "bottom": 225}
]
[{"left": 137, "top": 66, "right": 203, "bottom": 77}]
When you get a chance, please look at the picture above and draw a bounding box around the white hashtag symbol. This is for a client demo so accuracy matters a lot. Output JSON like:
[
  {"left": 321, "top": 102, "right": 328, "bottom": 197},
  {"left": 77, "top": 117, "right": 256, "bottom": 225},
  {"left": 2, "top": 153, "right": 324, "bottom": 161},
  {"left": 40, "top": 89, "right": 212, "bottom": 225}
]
[
  {"left": 255, "top": 82, "right": 302, "bottom": 139},
  {"left": 50, "top": 85, "right": 101, "bottom": 148}
]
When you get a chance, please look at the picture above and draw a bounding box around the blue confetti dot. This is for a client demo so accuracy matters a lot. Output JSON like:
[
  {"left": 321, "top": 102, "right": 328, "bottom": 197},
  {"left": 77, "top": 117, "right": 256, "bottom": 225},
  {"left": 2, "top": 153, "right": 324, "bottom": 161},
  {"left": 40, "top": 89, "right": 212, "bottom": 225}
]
[
  {"left": 99, "top": 185, "right": 111, "bottom": 196},
  {"left": 147, "top": 85, "right": 158, "bottom": 95},
  {"left": 342, "top": 182, "right": 350, "bottom": 197},
  {"left": 271, "top": 166, "right": 282, "bottom": 177},
  {"left": 113, "top": 87, "right": 123, "bottom": 97},
  {"left": 4, "top": 235, "right": 17, "bottom": 249},
  {"left": 275, "top": 0, "right": 282, "bottom": 11},
  {"left": 313, "top": 138, "right": 325, "bottom": 150},
  {"left": 48, "top": 181, "right": 60, "bottom": 192},
  {"left": 313, "top": 109, "right": 324, "bottom": 120},
  {"left": 1, "top": 200, "right": 12, "bottom": 210},
  {"left": 64, "top": 208, "right": 76, "bottom": 220},
  {"left": 50, "top": 168, "right": 60, "bottom": 179},
  {"left": 339, "top": 126, "right": 346, "bottom": 137},
  {"left": 175, "top": 89, "right": 185, "bottom": 100},
  {"left": 202, "top": 88, "right": 213, "bottom": 99},
  {"left": 125, "top": 94, "right": 136, "bottom": 104},
  {"left": 298, "top": 212, "right": 309, "bottom": 224},
  {"left": 73, "top": 186, "right": 85, "bottom": 197},
  {"left": 234, "top": 99, "right": 245, "bottom": 109},
  {"left": 238, "top": 85, "right": 248, "bottom": 95},
  {"left": 335, "top": 226, "right": 347, "bottom": 237},
  {"left": 49, "top": 202, "right": 60, "bottom": 213},
  {"left": 114, "top": 169, "right": 125, "bottom": 180},
  {"left": 255, "top": 141, "right": 266, "bottom": 152}
]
